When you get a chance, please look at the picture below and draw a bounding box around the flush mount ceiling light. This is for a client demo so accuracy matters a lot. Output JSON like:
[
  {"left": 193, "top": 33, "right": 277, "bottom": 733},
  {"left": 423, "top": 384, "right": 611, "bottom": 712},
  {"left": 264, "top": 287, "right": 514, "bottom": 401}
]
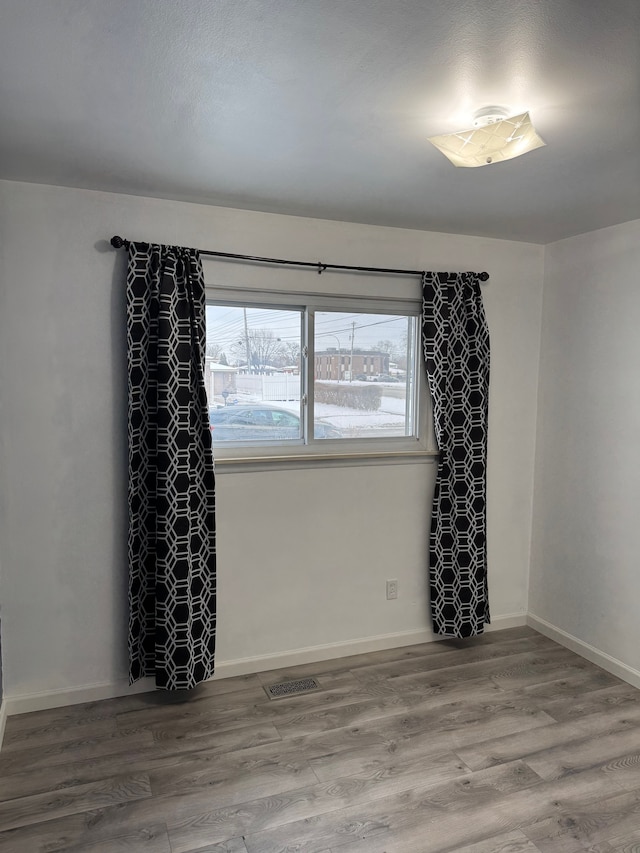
[{"left": 427, "top": 107, "right": 545, "bottom": 167}]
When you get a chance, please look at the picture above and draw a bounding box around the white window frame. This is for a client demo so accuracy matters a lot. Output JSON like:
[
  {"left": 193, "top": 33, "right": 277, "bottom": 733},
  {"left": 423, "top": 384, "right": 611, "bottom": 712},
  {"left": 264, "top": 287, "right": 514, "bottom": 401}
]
[{"left": 205, "top": 285, "right": 436, "bottom": 468}]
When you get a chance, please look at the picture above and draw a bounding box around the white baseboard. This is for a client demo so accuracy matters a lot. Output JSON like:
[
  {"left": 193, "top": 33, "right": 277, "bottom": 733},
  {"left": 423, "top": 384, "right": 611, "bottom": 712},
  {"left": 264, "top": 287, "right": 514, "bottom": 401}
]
[
  {"left": 527, "top": 613, "right": 640, "bottom": 690},
  {"left": 485, "top": 612, "right": 528, "bottom": 633},
  {"left": 4, "top": 612, "right": 527, "bottom": 718},
  {"left": 0, "top": 701, "right": 6, "bottom": 751},
  {"left": 212, "top": 614, "right": 526, "bottom": 680},
  {"left": 215, "top": 627, "right": 439, "bottom": 680},
  {"left": 5, "top": 676, "right": 157, "bottom": 717}
]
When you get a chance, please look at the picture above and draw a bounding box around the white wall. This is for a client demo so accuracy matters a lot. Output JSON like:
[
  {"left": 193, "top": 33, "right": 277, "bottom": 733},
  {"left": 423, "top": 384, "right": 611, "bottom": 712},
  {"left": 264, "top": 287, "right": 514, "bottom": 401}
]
[
  {"left": 0, "top": 180, "right": 543, "bottom": 705},
  {"left": 530, "top": 220, "right": 640, "bottom": 675}
]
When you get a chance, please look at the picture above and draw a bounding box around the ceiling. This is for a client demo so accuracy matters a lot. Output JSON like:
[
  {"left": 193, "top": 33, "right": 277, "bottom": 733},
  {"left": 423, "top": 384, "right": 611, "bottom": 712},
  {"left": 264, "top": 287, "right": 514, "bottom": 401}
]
[{"left": 1, "top": 0, "right": 639, "bottom": 243}]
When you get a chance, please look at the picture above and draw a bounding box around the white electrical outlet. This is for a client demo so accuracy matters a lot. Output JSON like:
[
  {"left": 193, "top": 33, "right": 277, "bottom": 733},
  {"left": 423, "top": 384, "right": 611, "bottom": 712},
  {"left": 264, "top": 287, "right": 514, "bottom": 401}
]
[{"left": 386, "top": 579, "right": 398, "bottom": 600}]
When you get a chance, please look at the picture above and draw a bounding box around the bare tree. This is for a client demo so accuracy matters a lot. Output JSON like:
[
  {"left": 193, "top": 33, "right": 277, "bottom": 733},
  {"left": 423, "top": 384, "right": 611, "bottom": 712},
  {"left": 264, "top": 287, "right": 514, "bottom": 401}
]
[
  {"left": 231, "top": 329, "right": 286, "bottom": 372},
  {"left": 374, "top": 339, "right": 395, "bottom": 355},
  {"left": 278, "top": 340, "right": 301, "bottom": 369},
  {"left": 375, "top": 337, "right": 408, "bottom": 370}
]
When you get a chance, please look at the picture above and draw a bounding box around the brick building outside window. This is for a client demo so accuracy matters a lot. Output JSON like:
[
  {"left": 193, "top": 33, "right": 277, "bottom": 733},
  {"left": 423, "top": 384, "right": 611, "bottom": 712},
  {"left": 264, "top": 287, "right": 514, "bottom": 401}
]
[{"left": 315, "top": 349, "right": 389, "bottom": 381}]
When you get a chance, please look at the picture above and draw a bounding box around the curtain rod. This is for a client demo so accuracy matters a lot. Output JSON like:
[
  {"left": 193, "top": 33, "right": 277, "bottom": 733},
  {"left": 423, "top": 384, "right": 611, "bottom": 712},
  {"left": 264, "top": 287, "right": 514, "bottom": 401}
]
[{"left": 109, "top": 236, "right": 489, "bottom": 281}]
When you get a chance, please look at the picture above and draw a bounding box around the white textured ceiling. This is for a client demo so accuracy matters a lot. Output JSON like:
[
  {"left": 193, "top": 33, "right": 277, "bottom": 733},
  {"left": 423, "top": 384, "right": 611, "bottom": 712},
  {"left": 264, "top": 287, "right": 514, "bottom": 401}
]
[{"left": 1, "top": 0, "right": 639, "bottom": 243}]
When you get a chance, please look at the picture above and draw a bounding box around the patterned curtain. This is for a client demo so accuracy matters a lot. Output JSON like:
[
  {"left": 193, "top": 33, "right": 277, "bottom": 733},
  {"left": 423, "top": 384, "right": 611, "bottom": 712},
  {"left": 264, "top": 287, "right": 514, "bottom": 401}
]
[
  {"left": 422, "top": 272, "right": 490, "bottom": 638},
  {"left": 126, "top": 242, "right": 216, "bottom": 689}
]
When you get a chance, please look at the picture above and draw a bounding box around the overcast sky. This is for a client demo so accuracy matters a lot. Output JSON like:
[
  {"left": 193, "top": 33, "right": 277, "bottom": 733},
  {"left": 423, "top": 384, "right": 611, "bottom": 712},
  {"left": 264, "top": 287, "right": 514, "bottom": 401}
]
[{"left": 206, "top": 305, "right": 412, "bottom": 354}]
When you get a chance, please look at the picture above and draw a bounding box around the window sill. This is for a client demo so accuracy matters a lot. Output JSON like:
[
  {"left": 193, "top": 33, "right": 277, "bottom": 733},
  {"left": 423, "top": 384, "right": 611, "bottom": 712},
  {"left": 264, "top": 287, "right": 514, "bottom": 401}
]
[{"left": 213, "top": 448, "right": 438, "bottom": 473}]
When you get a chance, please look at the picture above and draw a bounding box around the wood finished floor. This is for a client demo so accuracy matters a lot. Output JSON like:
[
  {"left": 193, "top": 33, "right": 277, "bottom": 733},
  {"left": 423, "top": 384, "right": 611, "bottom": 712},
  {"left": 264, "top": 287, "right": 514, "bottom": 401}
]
[{"left": 1, "top": 627, "right": 640, "bottom": 852}]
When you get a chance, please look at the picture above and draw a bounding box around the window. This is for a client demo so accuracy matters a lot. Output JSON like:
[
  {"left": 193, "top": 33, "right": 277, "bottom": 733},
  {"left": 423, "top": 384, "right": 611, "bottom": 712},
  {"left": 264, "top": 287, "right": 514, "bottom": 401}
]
[
  {"left": 313, "top": 310, "right": 416, "bottom": 439},
  {"left": 205, "top": 292, "right": 429, "bottom": 461}
]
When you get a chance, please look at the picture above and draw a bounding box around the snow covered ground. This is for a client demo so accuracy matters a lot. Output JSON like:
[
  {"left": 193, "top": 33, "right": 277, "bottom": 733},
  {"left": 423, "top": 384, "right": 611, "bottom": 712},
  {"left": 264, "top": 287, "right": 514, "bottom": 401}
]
[
  {"left": 215, "top": 381, "right": 409, "bottom": 437},
  {"left": 278, "top": 396, "right": 407, "bottom": 437}
]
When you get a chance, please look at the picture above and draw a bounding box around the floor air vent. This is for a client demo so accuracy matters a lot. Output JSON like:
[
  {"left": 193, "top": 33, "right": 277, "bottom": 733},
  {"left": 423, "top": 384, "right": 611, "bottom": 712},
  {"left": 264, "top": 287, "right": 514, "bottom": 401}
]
[{"left": 264, "top": 677, "right": 321, "bottom": 700}]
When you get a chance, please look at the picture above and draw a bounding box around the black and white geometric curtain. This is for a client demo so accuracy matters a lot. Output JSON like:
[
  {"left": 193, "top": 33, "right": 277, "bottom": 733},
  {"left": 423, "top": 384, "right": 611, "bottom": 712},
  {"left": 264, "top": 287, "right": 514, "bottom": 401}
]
[
  {"left": 422, "top": 272, "right": 490, "bottom": 638},
  {"left": 126, "top": 242, "right": 216, "bottom": 689}
]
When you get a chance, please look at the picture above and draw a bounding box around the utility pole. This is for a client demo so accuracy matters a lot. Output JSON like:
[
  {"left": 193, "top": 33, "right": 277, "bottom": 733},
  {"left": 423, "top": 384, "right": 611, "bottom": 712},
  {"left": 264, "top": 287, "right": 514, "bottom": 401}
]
[{"left": 349, "top": 320, "right": 356, "bottom": 383}]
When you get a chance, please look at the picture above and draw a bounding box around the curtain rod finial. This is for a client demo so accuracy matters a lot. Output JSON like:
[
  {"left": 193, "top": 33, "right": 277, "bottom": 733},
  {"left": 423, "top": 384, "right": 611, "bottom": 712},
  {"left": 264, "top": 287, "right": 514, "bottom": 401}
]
[
  {"left": 111, "top": 235, "right": 127, "bottom": 249},
  {"left": 479, "top": 272, "right": 489, "bottom": 282}
]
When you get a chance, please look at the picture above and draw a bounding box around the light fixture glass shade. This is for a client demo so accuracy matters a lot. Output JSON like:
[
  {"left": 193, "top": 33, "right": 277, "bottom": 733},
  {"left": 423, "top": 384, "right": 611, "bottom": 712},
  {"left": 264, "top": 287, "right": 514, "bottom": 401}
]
[{"left": 428, "top": 111, "right": 545, "bottom": 167}]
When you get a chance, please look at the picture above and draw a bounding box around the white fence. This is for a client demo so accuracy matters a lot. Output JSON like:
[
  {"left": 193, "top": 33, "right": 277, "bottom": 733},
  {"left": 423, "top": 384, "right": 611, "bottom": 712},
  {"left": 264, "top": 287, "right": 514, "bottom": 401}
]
[{"left": 235, "top": 374, "right": 301, "bottom": 401}]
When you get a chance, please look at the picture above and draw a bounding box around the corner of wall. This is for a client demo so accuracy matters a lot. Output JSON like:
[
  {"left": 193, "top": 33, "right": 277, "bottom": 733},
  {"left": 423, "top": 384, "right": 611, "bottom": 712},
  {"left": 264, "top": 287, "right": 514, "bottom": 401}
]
[
  {"left": 522, "top": 244, "right": 547, "bottom": 619},
  {"left": 528, "top": 613, "right": 640, "bottom": 690},
  {"left": 527, "top": 219, "right": 640, "bottom": 674}
]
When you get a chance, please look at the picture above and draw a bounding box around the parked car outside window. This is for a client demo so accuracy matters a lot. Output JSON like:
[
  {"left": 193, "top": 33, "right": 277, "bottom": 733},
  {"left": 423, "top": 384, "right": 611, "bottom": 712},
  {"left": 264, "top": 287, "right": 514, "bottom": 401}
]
[{"left": 209, "top": 404, "right": 342, "bottom": 441}]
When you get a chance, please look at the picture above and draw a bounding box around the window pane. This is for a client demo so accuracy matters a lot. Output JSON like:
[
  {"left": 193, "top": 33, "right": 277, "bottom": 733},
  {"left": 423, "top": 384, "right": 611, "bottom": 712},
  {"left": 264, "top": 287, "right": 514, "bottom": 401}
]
[
  {"left": 314, "top": 311, "right": 416, "bottom": 439},
  {"left": 205, "top": 305, "right": 303, "bottom": 442}
]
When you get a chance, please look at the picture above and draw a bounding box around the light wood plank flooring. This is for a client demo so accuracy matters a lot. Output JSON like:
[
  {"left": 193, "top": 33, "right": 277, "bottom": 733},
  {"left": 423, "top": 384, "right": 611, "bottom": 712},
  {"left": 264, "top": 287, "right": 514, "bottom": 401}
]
[{"left": 1, "top": 627, "right": 640, "bottom": 852}]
